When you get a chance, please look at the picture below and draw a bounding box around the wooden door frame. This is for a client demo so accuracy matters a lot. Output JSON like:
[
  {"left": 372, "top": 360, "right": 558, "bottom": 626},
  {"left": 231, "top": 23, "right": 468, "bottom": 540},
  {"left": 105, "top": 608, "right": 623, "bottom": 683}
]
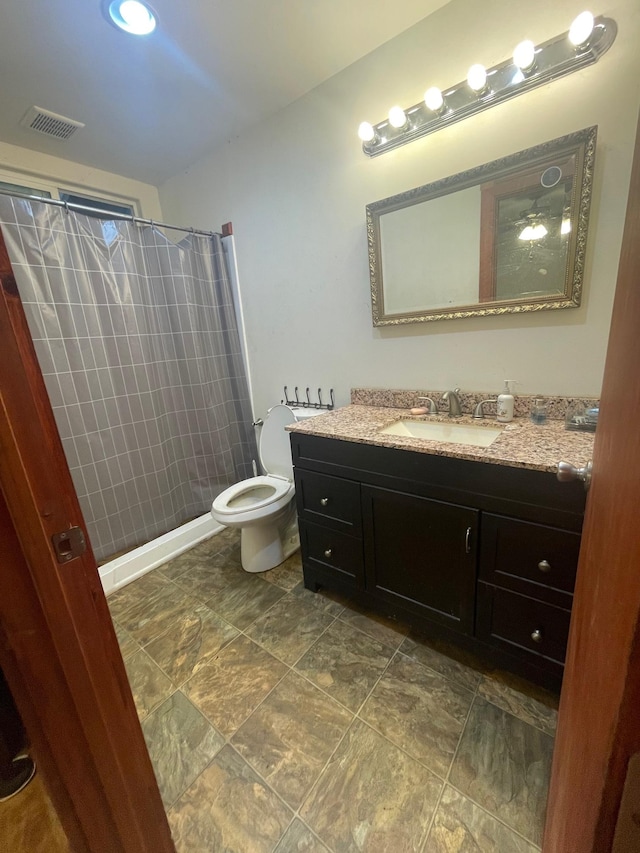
[
  {"left": 0, "top": 236, "right": 174, "bottom": 851},
  {"left": 543, "top": 111, "right": 640, "bottom": 850}
]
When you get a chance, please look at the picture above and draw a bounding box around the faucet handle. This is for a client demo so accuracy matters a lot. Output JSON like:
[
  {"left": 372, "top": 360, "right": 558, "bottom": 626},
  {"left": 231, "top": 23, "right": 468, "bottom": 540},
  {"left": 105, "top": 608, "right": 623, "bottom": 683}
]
[
  {"left": 473, "top": 399, "right": 497, "bottom": 419},
  {"left": 417, "top": 396, "right": 438, "bottom": 414}
]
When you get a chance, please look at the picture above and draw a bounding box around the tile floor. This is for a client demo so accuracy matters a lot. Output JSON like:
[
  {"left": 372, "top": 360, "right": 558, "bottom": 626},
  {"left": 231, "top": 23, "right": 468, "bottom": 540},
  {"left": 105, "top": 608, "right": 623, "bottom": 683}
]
[{"left": 108, "top": 529, "right": 558, "bottom": 853}]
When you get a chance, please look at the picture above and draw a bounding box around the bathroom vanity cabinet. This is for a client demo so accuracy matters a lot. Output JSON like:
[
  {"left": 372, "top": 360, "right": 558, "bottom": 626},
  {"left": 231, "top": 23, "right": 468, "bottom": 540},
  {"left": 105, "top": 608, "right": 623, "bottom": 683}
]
[{"left": 291, "top": 432, "right": 586, "bottom": 691}]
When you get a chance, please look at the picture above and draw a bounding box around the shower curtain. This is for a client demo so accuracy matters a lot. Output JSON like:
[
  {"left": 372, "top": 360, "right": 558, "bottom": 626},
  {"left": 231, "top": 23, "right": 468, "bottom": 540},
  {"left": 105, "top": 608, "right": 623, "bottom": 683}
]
[{"left": 0, "top": 197, "right": 257, "bottom": 561}]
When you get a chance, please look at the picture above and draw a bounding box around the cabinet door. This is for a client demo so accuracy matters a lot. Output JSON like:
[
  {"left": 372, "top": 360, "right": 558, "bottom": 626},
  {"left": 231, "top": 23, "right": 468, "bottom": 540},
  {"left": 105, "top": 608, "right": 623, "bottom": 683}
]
[{"left": 362, "top": 485, "right": 478, "bottom": 634}]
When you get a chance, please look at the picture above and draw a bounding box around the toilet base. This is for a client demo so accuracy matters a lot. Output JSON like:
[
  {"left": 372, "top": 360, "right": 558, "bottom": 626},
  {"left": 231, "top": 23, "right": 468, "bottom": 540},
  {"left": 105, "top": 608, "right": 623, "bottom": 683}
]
[{"left": 240, "top": 522, "right": 298, "bottom": 573}]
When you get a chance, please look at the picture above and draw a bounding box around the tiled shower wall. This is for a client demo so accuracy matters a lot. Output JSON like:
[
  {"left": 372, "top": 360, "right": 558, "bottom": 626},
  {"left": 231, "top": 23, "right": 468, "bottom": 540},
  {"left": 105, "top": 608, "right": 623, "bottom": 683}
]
[{"left": 0, "top": 198, "right": 256, "bottom": 560}]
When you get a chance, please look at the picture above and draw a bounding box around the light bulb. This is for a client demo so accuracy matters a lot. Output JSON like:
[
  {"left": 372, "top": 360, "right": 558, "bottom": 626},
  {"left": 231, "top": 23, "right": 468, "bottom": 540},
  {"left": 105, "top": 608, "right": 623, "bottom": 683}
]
[
  {"left": 424, "top": 87, "right": 444, "bottom": 112},
  {"left": 358, "top": 122, "right": 376, "bottom": 142},
  {"left": 569, "top": 11, "right": 595, "bottom": 47},
  {"left": 388, "top": 106, "right": 408, "bottom": 129},
  {"left": 467, "top": 64, "right": 488, "bottom": 93},
  {"left": 513, "top": 40, "right": 536, "bottom": 71},
  {"left": 561, "top": 218, "right": 572, "bottom": 235},
  {"left": 108, "top": 0, "right": 156, "bottom": 35},
  {"left": 519, "top": 223, "right": 548, "bottom": 241}
]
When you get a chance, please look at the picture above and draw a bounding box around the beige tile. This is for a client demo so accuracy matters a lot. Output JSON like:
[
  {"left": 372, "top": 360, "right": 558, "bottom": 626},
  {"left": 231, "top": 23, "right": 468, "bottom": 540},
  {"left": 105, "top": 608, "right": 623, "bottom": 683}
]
[
  {"left": 262, "top": 551, "right": 304, "bottom": 591},
  {"left": 477, "top": 675, "right": 558, "bottom": 736},
  {"left": 123, "top": 649, "right": 174, "bottom": 721},
  {"left": 113, "top": 620, "right": 139, "bottom": 660},
  {"left": 117, "top": 584, "right": 202, "bottom": 646},
  {"left": 158, "top": 548, "right": 211, "bottom": 582},
  {"left": 142, "top": 691, "right": 224, "bottom": 806},
  {"left": 450, "top": 697, "right": 554, "bottom": 846},
  {"left": 170, "top": 560, "right": 244, "bottom": 600},
  {"left": 169, "top": 745, "right": 292, "bottom": 853},
  {"left": 232, "top": 671, "right": 352, "bottom": 808},
  {"left": 184, "top": 635, "right": 288, "bottom": 737},
  {"left": 245, "top": 595, "right": 335, "bottom": 665},
  {"left": 274, "top": 819, "right": 330, "bottom": 853},
  {"left": 195, "top": 528, "right": 240, "bottom": 553},
  {"left": 424, "top": 786, "right": 540, "bottom": 852},
  {"left": 107, "top": 570, "right": 171, "bottom": 622},
  {"left": 400, "top": 633, "right": 483, "bottom": 693},
  {"left": 144, "top": 604, "right": 239, "bottom": 685},
  {"left": 360, "top": 653, "right": 474, "bottom": 777},
  {"left": 295, "top": 619, "right": 394, "bottom": 711},
  {"left": 301, "top": 719, "right": 442, "bottom": 853},
  {"left": 290, "top": 582, "right": 346, "bottom": 618},
  {"left": 206, "top": 573, "right": 286, "bottom": 630},
  {"left": 339, "top": 600, "right": 409, "bottom": 649}
]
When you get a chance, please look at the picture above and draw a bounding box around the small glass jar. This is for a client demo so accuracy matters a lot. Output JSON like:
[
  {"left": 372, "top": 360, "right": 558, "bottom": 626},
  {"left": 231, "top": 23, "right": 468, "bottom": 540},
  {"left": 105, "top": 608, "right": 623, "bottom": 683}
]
[{"left": 530, "top": 397, "right": 548, "bottom": 425}]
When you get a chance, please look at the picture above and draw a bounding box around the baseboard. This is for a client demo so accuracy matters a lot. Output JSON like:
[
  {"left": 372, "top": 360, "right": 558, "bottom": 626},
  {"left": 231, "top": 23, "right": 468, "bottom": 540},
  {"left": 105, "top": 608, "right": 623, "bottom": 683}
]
[{"left": 101, "top": 513, "right": 224, "bottom": 595}]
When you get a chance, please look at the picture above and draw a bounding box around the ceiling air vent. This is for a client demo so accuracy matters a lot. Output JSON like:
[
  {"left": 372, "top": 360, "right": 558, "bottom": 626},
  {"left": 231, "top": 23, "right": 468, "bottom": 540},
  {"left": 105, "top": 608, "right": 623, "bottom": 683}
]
[{"left": 20, "top": 106, "right": 84, "bottom": 140}]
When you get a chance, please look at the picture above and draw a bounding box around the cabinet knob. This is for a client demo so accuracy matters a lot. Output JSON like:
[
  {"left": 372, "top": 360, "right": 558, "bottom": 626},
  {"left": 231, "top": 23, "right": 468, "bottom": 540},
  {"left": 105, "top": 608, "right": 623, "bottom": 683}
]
[
  {"left": 531, "top": 628, "right": 543, "bottom": 643},
  {"left": 538, "top": 559, "right": 551, "bottom": 573},
  {"left": 324, "top": 548, "right": 333, "bottom": 559},
  {"left": 320, "top": 497, "right": 329, "bottom": 507}
]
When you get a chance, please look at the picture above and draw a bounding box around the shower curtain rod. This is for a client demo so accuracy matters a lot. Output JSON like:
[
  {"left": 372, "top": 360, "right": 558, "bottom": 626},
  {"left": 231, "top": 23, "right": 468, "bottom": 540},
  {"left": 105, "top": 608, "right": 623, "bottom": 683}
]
[{"left": 0, "top": 187, "right": 217, "bottom": 238}]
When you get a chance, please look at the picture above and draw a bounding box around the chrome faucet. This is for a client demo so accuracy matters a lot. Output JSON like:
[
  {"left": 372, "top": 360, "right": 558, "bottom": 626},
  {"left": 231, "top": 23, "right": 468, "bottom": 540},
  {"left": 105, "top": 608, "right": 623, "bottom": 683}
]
[
  {"left": 473, "top": 398, "right": 498, "bottom": 419},
  {"left": 417, "top": 396, "right": 438, "bottom": 415},
  {"left": 442, "top": 388, "right": 463, "bottom": 417}
]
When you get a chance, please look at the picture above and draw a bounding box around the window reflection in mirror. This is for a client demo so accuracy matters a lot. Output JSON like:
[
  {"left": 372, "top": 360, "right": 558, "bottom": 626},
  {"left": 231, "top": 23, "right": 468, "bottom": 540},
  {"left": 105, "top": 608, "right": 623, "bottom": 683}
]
[{"left": 367, "top": 127, "right": 596, "bottom": 326}]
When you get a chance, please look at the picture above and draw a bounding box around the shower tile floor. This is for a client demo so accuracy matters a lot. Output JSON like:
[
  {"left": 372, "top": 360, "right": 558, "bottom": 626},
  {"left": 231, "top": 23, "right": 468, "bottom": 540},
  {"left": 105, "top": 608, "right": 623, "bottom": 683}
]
[{"left": 108, "top": 529, "right": 558, "bottom": 853}]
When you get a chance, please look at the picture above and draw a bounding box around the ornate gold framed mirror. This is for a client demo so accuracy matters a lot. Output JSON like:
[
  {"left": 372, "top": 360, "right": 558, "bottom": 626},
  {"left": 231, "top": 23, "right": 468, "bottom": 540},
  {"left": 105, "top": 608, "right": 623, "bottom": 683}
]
[{"left": 367, "top": 126, "right": 596, "bottom": 325}]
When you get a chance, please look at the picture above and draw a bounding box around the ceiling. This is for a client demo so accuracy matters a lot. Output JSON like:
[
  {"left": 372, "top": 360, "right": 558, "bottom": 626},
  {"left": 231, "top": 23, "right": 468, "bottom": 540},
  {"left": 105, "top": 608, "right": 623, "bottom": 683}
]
[{"left": 0, "top": 1, "right": 450, "bottom": 185}]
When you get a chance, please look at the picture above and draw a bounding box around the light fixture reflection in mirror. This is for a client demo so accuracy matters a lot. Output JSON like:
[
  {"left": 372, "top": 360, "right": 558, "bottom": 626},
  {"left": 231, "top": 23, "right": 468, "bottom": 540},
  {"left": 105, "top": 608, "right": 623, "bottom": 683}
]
[
  {"left": 519, "top": 223, "right": 548, "bottom": 241},
  {"left": 366, "top": 126, "right": 596, "bottom": 325}
]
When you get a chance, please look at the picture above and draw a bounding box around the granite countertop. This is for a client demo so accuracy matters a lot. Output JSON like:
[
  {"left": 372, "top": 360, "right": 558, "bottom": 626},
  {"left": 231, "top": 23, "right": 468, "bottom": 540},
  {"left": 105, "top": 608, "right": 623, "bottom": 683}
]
[{"left": 287, "top": 404, "right": 595, "bottom": 474}]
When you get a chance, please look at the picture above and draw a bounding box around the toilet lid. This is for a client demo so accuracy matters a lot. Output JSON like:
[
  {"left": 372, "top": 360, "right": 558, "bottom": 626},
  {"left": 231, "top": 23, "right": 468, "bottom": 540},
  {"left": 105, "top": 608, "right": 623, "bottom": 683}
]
[{"left": 259, "top": 404, "right": 297, "bottom": 479}]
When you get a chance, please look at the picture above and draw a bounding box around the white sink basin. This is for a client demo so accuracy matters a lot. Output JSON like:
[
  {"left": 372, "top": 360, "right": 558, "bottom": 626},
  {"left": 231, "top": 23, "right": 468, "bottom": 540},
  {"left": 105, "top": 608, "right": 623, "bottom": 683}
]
[{"left": 379, "top": 419, "right": 504, "bottom": 448}]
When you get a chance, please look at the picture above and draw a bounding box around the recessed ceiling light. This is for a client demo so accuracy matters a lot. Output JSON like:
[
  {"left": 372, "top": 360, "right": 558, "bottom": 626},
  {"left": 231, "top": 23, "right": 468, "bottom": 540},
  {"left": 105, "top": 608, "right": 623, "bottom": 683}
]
[{"left": 107, "top": 0, "right": 157, "bottom": 36}]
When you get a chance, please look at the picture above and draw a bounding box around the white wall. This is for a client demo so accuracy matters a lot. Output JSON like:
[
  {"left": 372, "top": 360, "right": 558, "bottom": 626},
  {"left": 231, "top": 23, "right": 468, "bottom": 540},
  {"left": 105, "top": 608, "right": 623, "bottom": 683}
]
[
  {"left": 0, "top": 139, "right": 163, "bottom": 219},
  {"left": 160, "top": 0, "right": 640, "bottom": 416}
]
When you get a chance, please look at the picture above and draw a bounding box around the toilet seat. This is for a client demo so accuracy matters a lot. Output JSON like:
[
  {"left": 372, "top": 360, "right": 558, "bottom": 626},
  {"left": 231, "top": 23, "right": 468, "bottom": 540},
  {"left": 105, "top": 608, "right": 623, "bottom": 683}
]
[{"left": 212, "top": 474, "right": 294, "bottom": 523}]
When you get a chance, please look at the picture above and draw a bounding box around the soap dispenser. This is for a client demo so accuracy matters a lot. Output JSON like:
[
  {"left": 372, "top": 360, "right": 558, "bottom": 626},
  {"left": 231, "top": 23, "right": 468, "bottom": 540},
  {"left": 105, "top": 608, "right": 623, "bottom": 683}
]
[{"left": 497, "top": 380, "right": 516, "bottom": 423}]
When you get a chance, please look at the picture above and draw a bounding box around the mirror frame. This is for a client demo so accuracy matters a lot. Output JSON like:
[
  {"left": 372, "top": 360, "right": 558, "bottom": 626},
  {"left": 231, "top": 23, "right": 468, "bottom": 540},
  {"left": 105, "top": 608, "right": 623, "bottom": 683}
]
[{"left": 367, "top": 125, "right": 597, "bottom": 326}]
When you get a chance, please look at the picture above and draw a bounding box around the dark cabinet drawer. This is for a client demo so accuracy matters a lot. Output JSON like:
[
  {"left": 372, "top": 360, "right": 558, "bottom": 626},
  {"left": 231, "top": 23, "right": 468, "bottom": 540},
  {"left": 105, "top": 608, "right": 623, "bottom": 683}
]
[
  {"left": 299, "top": 521, "right": 364, "bottom": 584},
  {"left": 479, "top": 513, "right": 580, "bottom": 606},
  {"left": 295, "top": 469, "right": 361, "bottom": 535},
  {"left": 476, "top": 582, "right": 571, "bottom": 672}
]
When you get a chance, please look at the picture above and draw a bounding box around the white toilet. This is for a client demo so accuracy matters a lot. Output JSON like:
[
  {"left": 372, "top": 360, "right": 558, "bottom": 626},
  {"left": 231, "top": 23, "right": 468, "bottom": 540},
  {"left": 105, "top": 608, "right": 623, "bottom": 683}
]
[{"left": 211, "top": 404, "right": 322, "bottom": 573}]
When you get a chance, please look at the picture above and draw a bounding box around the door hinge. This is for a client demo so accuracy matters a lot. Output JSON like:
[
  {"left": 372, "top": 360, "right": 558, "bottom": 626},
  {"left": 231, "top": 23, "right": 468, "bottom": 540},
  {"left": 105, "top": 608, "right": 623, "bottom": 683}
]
[{"left": 52, "top": 527, "right": 86, "bottom": 563}]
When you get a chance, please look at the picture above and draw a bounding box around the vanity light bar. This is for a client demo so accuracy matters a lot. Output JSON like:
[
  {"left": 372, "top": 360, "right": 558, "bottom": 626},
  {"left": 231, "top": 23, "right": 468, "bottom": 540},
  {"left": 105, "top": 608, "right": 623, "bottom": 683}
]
[{"left": 359, "top": 13, "right": 616, "bottom": 157}]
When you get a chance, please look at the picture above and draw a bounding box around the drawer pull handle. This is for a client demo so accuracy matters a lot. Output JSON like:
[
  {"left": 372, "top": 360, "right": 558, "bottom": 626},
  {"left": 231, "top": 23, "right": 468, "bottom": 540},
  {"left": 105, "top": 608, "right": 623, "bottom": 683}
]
[
  {"left": 320, "top": 497, "right": 329, "bottom": 507},
  {"left": 465, "top": 526, "right": 472, "bottom": 554},
  {"left": 531, "top": 629, "right": 543, "bottom": 643},
  {"left": 538, "top": 559, "right": 551, "bottom": 573},
  {"left": 324, "top": 548, "right": 333, "bottom": 559}
]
